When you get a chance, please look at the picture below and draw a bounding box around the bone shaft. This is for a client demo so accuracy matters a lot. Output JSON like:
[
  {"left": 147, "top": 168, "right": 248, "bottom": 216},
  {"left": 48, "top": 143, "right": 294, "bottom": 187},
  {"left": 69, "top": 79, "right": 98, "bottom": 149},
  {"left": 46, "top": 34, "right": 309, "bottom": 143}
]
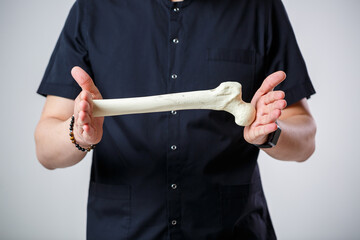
[{"left": 93, "top": 89, "right": 216, "bottom": 117}]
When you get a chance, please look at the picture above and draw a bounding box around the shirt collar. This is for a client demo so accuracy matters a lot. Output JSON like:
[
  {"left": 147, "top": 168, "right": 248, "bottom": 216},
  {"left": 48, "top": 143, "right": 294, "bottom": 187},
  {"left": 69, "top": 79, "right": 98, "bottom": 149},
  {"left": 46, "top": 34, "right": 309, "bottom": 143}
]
[{"left": 162, "top": 0, "right": 193, "bottom": 8}]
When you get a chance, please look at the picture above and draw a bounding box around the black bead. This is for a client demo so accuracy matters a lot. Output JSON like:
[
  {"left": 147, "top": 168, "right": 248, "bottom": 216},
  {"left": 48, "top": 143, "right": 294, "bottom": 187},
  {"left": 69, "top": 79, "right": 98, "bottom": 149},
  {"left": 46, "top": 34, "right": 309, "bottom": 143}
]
[{"left": 70, "top": 115, "right": 95, "bottom": 152}]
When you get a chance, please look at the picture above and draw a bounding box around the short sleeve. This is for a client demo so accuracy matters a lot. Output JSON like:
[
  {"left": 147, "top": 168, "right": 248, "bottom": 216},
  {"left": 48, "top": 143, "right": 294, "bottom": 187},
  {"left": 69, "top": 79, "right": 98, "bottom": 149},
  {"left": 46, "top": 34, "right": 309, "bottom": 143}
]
[
  {"left": 265, "top": 0, "right": 316, "bottom": 106},
  {"left": 37, "top": 0, "right": 91, "bottom": 99}
]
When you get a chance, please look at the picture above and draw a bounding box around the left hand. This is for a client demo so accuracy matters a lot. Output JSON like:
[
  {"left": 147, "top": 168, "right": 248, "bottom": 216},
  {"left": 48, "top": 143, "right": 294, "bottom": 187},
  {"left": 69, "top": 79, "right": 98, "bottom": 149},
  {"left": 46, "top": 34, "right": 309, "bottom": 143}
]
[{"left": 244, "top": 71, "right": 287, "bottom": 145}]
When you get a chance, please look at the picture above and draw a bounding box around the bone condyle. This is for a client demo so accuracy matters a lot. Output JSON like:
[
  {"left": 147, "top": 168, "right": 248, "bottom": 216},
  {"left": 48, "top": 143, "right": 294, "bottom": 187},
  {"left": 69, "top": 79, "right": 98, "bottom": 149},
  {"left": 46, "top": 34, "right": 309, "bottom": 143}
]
[{"left": 92, "top": 82, "right": 256, "bottom": 126}]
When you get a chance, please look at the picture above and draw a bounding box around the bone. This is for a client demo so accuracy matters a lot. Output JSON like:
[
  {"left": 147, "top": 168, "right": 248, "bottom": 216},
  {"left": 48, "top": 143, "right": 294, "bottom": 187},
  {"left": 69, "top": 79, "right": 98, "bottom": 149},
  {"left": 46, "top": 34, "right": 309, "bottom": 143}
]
[{"left": 92, "top": 82, "right": 256, "bottom": 126}]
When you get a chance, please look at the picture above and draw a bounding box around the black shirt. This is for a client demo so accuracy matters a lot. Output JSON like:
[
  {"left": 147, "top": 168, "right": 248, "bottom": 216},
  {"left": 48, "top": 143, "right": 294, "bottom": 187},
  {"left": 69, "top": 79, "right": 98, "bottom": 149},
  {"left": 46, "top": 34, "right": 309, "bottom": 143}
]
[{"left": 38, "top": 0, "right": 315, "bottom": 239}]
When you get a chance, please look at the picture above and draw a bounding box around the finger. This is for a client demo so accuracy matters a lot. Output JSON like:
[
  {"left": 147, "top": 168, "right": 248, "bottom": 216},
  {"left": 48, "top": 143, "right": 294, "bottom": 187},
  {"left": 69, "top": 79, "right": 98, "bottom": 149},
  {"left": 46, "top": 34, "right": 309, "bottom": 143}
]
[
  {"left": 252, "top": 122, "right": 278, "bottom": 140},
  {"left": 74, "top": 91, "right": 92, "bottom": 119},
  {"left": 251, "top": 71, "right": 286, "bottom": 105},
  {"left": 71, "top": 66, "right": 101, "bottom": 97},
  {"left": 258, "top": 71, "right": 286, "bottom": 95},
  {"left": 259, "top": 99, "right": 287, "bottom": 116},
  {"left": 74, "top": 111, "right": 86, "bottom": 131},
  {"left": 74, "top": 97, "right": 91, "bottom": 126},
  {"left": 262, "top": 91, "right": 285, "bottom": 106},
  {"left": 257, "top": 109, "right": 282, "bottom": 125},
  {"left": 80, "top": 90, "right": 94, "bottom": 115},
  {"left": 78, "top": 110, "right": 91, "bottom": 125},
  {"left": 81, "top": 125, "right": 96, "bottom": 144},
  {"left": 80, "top": 90, "right": 93, "bottom": 101},
  {"left": 83, "top": 124, "right": 92, "bottom": 134},
  {"left": 79, "top": 97, "right": 91, "bottom": 113}
]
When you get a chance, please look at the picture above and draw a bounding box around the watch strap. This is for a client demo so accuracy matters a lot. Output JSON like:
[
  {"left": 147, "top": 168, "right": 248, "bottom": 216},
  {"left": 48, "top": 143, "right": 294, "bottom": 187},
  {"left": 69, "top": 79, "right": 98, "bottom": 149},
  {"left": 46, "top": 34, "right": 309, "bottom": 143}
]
[{"left": 254, "top": 123, "right": 281, "bottom": 148}]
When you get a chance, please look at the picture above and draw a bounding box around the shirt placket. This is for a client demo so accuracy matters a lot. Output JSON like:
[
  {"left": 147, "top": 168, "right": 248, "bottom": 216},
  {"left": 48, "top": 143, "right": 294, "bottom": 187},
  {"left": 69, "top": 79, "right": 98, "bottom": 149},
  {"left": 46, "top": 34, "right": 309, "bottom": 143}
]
[{"left": 167, "top": 2, "right": 182, "bottom": 240}]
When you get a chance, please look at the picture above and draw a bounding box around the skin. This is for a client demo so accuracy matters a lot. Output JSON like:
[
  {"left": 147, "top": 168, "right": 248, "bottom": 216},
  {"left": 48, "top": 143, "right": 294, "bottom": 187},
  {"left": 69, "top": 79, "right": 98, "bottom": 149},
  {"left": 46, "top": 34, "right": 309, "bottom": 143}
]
[
  {"left": 35, "top": 67, "right": 316, "bottom": 169},
  {"left": 35, "top": 0, "right": 316, "bottom": 168},
  {"left": 243, "top": 71, "right": 316, "bottom": 162},
  {"left": 168, "top": 0, "right": 316, "bottom": 159}
]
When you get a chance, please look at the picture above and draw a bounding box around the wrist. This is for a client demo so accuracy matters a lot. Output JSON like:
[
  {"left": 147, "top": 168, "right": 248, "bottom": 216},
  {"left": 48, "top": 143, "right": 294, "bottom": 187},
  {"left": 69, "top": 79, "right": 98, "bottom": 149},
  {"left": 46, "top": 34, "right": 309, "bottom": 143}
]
[
  {"left": 69, "top": 116, "right": 96, "bottom": 152},
  {"left": 253, "top": 122, "right": 281, "bottom": 149},
  {"left": 250, "top": 135, "right": 268, "bottom": 146}
]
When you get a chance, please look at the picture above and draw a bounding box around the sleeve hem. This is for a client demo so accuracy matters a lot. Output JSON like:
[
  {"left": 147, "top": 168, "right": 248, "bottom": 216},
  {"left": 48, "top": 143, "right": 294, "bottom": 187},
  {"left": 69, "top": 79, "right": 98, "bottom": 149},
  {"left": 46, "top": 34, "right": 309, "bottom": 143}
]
[
  {"left": 37, "top": 82, "right": 80, "bottom": 100},
  {"left": 282, "top": 79, "right": 316, "bottom": 106}
]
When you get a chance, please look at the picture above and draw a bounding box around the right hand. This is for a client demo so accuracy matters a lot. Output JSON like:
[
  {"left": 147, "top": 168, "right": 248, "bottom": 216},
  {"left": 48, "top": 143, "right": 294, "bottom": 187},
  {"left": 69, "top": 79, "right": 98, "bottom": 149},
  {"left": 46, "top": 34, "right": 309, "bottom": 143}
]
[{"left": 71, "top": 66, "right": 104, "bottom": 147}]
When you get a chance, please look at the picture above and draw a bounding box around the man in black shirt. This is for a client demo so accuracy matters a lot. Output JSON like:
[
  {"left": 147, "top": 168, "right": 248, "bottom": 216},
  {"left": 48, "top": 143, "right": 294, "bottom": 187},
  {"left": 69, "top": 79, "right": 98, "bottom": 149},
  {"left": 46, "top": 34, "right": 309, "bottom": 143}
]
[{"left": 35, "top": 0, "right": 316, "bottom": 239}]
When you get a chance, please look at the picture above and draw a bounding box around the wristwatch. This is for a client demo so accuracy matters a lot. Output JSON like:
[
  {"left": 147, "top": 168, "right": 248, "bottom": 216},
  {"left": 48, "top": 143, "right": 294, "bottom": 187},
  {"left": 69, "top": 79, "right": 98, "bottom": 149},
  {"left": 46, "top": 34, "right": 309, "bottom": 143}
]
[{"left": 254, "top": 122, "right": 281, "bottom": 148}]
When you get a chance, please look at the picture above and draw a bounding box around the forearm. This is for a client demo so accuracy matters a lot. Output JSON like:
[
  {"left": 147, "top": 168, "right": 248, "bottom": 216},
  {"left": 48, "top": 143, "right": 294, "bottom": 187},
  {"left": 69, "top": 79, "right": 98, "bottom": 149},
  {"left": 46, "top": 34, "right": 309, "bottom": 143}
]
[
  {"left": 35, "top": 117, "right": 87, "bottom": 169},
  {"left": 262, "top": 114, "right": 316, "bottom": 162}
]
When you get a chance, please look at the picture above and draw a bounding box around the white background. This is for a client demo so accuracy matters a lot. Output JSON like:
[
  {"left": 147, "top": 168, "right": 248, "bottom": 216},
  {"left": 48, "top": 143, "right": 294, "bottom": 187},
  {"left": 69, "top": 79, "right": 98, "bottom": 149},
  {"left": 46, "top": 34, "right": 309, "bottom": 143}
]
[{"left": 0, "top": 0, "right": 359, "bottom": 239}]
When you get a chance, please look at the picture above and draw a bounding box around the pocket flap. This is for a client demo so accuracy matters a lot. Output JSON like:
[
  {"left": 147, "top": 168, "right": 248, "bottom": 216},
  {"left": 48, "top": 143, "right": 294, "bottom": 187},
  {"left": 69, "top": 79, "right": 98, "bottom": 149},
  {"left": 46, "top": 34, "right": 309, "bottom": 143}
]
[{"left": 207, "top": 48, "right": 254, "bottom": 64}]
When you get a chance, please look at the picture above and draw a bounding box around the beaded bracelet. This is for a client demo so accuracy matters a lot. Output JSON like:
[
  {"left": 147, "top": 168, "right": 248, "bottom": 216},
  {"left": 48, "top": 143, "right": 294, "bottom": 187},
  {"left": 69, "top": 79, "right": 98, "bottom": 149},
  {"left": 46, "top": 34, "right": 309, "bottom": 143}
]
[{"left": 69, "top": 115, "right": 95, "bottom": 152}]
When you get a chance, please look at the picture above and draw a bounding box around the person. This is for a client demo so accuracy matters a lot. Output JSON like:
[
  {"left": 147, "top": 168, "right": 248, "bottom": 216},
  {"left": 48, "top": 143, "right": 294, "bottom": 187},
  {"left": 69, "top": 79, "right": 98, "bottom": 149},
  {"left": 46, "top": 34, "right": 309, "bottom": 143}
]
[{"left": 34, "top": 0, "right": 316, "bottom": 239}]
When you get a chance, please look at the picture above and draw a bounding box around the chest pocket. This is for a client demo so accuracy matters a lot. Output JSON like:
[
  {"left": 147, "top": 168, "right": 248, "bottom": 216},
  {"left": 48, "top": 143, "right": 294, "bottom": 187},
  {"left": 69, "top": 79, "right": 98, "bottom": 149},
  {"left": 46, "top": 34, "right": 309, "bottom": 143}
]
[{"left": 207, "top": 48, "right": 255, "bottom": 102}]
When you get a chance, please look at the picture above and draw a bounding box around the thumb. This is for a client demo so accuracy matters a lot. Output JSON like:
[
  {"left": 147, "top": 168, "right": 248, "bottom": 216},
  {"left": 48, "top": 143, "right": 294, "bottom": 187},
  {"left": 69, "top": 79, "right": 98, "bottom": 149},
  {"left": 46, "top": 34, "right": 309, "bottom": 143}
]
[
  {"left": 71, "top": 66, "right": 100, "bottom": 96},
  {"left": 251, "top": 71, "right": 286, "bottom": 105}
]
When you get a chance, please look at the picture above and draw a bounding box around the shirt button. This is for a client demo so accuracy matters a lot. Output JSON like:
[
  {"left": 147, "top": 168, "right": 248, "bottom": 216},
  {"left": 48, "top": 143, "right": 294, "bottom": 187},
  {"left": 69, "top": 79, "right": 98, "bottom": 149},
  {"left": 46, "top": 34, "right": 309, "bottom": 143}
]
[
  {"left": 171, "top": 220, "right": 177, "bottom": 226},
  {"left": 171, "top": 184, "right": 177, "bottom": 189},
  {"left": 171, "top": 74, "right": 178, "bottom": 79},
  {"left": 172, "top": 38, "right": 179, "bottom": 44},
  {"left": 171, "top": 110, "right": 177, "bottom": 115},
  {"left": 171, "top": 145, "right": 177, "bottom": 150},
  {"left": 173, "top": 7, "right": 180, "bottom": 12}
]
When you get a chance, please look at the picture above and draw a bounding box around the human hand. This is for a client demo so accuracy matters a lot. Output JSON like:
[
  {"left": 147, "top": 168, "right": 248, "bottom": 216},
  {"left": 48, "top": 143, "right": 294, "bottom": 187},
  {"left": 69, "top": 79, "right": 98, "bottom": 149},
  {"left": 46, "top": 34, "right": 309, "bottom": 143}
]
[
  {"left": 71, "top": 66, "right": 104, "bottom": 146},
  {"left": 244, "top": 71, "right": 287, "bottom": 145}
]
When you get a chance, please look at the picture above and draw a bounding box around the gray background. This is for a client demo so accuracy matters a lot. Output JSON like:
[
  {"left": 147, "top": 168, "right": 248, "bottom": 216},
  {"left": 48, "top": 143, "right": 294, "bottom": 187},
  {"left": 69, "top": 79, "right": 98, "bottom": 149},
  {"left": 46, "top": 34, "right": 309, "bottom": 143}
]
[{"left": 0, "top": 0, "right": 359, "bottom": 239}]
